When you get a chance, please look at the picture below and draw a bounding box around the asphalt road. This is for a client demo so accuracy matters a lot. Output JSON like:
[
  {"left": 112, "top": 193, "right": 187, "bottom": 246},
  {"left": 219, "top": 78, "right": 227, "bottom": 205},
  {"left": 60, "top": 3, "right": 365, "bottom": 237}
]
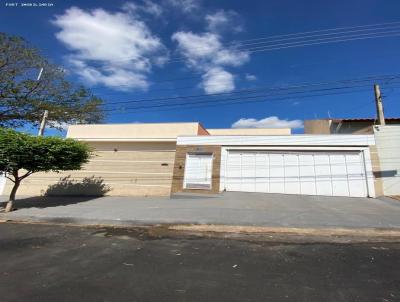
[{"left": 0, "top": 223, "right": 399, "bottom": 302}]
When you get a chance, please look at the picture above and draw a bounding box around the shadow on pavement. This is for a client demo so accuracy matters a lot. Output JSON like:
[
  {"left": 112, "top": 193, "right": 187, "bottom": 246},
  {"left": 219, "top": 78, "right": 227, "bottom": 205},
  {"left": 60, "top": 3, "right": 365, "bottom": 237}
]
[
  {"left": 0, "top": 176, "right": 110, "bottom": 210},
  {"left": 45, "top": 176, "right": 111, "bottom": 196},
  {"left": 0, "top": 195, "right": 103, "bottom": 210}
]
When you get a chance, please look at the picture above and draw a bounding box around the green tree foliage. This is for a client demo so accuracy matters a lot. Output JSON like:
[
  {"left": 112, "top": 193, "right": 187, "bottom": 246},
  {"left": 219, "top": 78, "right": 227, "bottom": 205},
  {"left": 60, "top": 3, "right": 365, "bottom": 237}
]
[
  {"left": 0, "top": 128, "right": 92, "bottom": 212},
  {"left": 0, "top": 32, "right": 104, "bottom": 129}
]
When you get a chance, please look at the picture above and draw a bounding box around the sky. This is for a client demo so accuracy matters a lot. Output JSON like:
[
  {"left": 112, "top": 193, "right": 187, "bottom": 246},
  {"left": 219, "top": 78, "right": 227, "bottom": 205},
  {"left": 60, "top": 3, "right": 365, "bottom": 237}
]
[{"left": 1, "top": 0, "right": 400, "bottom": 134}]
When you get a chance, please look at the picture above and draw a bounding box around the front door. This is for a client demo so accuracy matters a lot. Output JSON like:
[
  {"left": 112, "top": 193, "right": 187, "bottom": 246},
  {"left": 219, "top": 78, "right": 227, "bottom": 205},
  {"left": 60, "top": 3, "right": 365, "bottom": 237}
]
[{"left": 184, "top": 153, "right": 213, "bottom": 189}]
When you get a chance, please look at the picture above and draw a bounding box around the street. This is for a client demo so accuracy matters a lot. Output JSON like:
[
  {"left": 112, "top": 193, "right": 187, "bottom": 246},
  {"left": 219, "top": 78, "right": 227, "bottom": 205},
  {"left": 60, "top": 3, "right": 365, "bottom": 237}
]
[{"left": 0, "top": 223, "right": 399, "bottom": 302}]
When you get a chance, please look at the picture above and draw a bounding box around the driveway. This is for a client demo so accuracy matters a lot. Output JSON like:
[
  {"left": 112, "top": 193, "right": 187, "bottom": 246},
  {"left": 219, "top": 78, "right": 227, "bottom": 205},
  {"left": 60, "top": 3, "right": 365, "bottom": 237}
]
[{"left": 1, "top": 192, "right": 400, "bottom": 228}]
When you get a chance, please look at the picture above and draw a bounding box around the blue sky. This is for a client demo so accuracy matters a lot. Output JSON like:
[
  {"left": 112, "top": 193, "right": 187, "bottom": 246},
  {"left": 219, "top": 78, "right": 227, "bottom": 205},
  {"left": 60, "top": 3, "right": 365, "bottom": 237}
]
[{"left": 1, "top": 0, "right": 400, "bottom": 134}]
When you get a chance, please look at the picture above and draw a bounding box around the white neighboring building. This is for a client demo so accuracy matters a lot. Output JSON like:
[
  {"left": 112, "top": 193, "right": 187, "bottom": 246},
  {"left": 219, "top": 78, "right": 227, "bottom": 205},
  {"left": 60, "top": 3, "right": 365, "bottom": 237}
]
[
  {"left": 374, "top": 125, "right": 400, "bottom": 196},
  {"left": 0, "top": 173, "right": 6, "bottom": 196}
]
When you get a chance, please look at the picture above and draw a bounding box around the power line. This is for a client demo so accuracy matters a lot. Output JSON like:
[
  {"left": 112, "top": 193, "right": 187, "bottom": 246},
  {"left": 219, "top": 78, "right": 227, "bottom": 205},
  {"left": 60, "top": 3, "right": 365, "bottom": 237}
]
[
  {"left": 104, "top": 83, "right": 400, "bottom": 114},
  {"left": 99, "top": 73, "right": 400, "bottom": 106},
  {"left": 87, "top": 21, "right": 400, "bottom": 65}
]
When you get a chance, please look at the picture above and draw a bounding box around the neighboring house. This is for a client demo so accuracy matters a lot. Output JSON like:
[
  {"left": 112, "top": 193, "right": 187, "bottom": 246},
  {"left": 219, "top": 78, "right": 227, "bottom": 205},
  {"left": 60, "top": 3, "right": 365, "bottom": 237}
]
[
  {"left": 304, "top": 118, "right": 400, "bottom": 134},
  {"left": 373, "top": 125, "right": 400, "bottom": 196}
]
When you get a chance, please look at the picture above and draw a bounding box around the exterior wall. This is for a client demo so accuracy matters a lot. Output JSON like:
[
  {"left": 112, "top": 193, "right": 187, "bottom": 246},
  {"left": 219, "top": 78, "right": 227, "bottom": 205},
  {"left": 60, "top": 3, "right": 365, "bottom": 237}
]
[
  {"left": 374, "top": 125, "right": 400, "bottom": 196},
  {"left": 171, "top": 145, "right": 221, "bottom": 194},
  {"left": 330, "top": 121, "right": 373, "bottom": 134},
  {"left": 369, "top": 145, "right": 384, "bottom": 196},
  {"left": 67, "top": 123, "right": 203, "bottom": 140},
  {"left": 207, "top": 128, "right": 291, "bottom": 135},
  {"left": 305, "top": 119, "right": 400, "bottom": 135},
  {"left": 304, "top": 120, "right": 331, "bottom": 134},
  {"left": 3, "top": 142, "right": 177, "bottom": 197}
]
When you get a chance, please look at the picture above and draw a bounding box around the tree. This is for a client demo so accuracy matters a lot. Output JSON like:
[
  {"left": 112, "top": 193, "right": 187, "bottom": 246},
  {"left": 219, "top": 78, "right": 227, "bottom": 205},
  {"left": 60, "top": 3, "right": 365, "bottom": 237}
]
[
  {"left": 0, "top": 32, "right": 104, "bottom": 129},
  {"left": 0, "top": 128, "right": 92, "bottom": 212}
]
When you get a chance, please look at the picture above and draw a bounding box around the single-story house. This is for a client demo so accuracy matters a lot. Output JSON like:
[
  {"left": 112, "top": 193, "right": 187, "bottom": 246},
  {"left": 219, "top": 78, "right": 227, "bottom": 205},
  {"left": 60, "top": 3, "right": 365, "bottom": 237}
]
[
  {"left": 1, "top": 123, "right": 291, "bottom": 197},
  {"left": 1, "top": 122, "right": 387, "bottom": 198}
]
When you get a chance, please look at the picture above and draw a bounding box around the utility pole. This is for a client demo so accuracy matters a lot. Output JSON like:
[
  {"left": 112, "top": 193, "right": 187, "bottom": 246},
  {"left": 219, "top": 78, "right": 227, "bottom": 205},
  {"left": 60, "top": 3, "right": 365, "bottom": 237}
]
[
  {"left": 36, "top": 67, "right": 48, "bottom": 136},
  {"left": 38, "top": 110, "right": 48, "bottom": 136},
  {"left": 374, "top": 84, "right": 386, "bottom": 126}
]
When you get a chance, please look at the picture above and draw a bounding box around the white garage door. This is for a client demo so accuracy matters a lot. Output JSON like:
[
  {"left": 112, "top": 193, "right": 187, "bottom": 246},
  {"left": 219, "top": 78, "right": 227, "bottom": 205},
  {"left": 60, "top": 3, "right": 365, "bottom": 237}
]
[{"left": 225, "top": 151, "right": 368, "bottom": 197}]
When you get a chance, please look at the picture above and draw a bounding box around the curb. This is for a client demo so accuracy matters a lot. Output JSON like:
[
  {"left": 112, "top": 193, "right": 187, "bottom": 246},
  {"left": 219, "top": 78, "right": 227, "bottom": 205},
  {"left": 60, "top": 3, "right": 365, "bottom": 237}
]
[
  {"left": 3, "top": 216, "right": 400, "bottom": 243},
  {"left": 169, "top": 224, "right": 400, "bottom": 238}
]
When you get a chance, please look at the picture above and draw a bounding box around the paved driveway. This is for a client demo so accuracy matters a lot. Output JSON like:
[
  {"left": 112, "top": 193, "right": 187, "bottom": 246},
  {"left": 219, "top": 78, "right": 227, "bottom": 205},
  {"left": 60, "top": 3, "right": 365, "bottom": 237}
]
[{"left": 1, "top": 192, "right": 400, "bottom": 228}]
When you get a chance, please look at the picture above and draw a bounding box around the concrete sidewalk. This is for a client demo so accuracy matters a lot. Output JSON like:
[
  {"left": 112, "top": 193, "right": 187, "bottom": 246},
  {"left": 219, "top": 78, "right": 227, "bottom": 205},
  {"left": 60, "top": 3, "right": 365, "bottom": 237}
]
[{"left": 1, "top": 192, "right": 400, "bottom": 229}]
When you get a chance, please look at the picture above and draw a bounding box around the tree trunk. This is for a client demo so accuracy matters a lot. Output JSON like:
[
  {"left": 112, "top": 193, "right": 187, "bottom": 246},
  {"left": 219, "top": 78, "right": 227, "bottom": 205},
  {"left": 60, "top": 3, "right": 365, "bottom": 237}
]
[{"left": 5, "top": 180, "right": 19, "bottom": 213}]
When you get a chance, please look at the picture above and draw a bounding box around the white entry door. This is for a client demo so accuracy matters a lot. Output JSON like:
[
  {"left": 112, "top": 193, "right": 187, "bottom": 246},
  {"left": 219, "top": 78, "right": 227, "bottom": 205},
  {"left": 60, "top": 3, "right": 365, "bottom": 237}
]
[
  {"left": 225, "top": 151, "right": 368, "bottom": 197},
  {"left": 184, "top": 153, "right": 213, "bottom": 189}
]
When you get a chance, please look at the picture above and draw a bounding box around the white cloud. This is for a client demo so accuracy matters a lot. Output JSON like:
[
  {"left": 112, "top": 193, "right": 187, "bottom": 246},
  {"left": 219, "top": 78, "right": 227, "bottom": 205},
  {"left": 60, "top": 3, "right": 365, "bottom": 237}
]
[
  {"left": 232, "top": 116, "right": 304, "bottom": 129},
  {"left": 52, "top": 6, "right": 167, "bottom": 90},
  {"left": 172, "top": 31, "right": 249, "bottom": 93},
  {"left": 202, "top": 67, "right": 234, "bottom": 94},
  {"left": 167, "top": 0, "right": 200, "bottom": 13},
  {"left": 245, "top": 73, "right": 257, "bottom": 81},
  {"left": 123, "top": 1, "right": 163, "bottom": 18},
  {"left": 205, "top": 9, "right": 243, "bottom": 33}
]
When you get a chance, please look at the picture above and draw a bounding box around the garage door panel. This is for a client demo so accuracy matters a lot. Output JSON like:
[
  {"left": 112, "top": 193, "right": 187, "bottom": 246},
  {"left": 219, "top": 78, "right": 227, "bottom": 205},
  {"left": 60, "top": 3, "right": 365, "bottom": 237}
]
[
  {"left": 330, "top": 154, "right": 350, "bottom": 196},
  {"left": 310, "top": 154, "right": 333, "bottom": 196},
  {"left": 241, "top": 153, "right": 256, "bottom": 192},
  {"left": 269, "top": 154, "right": 285, "bottom": 193},
  {"left": 255, "top": 153, "right": 269, "bottom": 193},
  {"left": 284, "top": 154, "right": 300, "bottom": 194},
  {"left": 226, "top": 152, "right": 241, "bottom": 191},
  {"left": 299, "top": 154, "right": 316, "bottom": 195},
  {"left": 345, "top": 153, "right": 367, "bottom": 197}
]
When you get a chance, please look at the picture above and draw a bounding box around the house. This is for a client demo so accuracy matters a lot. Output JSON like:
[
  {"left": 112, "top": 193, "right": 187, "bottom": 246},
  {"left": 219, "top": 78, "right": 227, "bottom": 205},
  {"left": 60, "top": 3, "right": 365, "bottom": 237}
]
[
  {"left": 1, "top": 123, "right": 291, "bottom": 197},
  {"left": 1, "top": 122, "right": 384, "bottom": 198},
  {"left": 304, "top": 118, "right": 400, "bottom": 134}
]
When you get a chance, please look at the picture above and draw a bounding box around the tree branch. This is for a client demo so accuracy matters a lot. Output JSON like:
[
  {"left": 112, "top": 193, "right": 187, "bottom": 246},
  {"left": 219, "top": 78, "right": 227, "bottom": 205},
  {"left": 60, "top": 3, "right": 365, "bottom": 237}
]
[
  {"left": 4, "top": 175, "right": 15, "bottom": 183},
  {"left": 19, "top": 171, "right": 33, "bottom": 180}
]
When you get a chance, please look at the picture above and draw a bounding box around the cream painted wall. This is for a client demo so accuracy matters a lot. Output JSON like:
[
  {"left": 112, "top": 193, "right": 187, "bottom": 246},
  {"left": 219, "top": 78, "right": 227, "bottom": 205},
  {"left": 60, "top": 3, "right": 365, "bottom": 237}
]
[
  {"left": 374, "top": 125, "right": 400, "bottom": 196},
  {"left": 3, "top": 142, "right": 177, "bottom": 197},
  {"left": 67, "top": 123, "right": 202, "bottom": 140}
]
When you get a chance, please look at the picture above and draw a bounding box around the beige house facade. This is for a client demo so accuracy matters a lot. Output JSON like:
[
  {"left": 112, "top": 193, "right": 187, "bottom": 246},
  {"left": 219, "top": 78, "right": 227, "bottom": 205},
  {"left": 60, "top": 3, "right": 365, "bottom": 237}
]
[
  {"left": 2, "top": 123, "right": 291, "bottom": 197},
  {"left": 2, "top": 122, "right": 389, "bottom": 199},
  {"left": 3, "top": 123, "right": 208, "bottom": 197}
]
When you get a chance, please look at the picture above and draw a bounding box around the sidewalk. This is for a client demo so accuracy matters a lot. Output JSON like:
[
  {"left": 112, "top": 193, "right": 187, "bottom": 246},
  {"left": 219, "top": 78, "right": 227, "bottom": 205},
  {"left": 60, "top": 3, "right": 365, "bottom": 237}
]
[{"left": 1, "top": 192, "right": 400, "bottom": 230}]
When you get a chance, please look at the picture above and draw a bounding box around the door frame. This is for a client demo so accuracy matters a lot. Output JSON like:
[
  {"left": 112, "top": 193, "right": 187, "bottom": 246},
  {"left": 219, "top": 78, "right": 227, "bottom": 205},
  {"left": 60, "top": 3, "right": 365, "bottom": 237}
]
[
  {"left": 220, "top": 146, "right": 375, "bottom": 197},
  {"left": 183, "top": 152, "right": 214, "bottom": 190}
]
